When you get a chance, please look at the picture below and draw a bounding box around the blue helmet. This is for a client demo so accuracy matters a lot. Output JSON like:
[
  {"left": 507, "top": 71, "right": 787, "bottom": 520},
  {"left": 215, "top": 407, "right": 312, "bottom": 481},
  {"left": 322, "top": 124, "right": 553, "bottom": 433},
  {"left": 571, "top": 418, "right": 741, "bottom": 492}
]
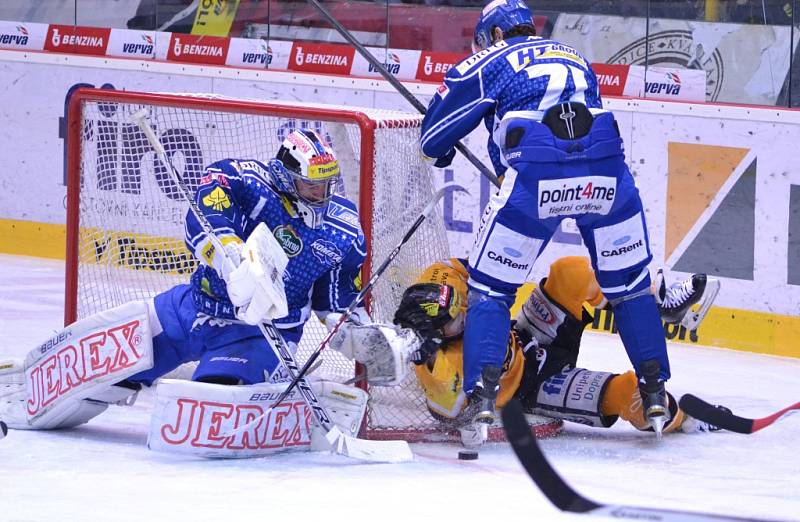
[{"left": 473, "top": 0, "right": 534, "bottom": 51}]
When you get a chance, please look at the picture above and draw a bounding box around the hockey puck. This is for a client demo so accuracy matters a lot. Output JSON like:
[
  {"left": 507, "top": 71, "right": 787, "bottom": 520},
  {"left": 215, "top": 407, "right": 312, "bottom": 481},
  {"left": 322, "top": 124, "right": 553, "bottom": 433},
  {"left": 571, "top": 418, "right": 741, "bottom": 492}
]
[
  {"left": 458, "top": 450, "right": 478, "bottom": 460},
  {"left": 0, "top": 421, "right": 7, "bottom": 439}
]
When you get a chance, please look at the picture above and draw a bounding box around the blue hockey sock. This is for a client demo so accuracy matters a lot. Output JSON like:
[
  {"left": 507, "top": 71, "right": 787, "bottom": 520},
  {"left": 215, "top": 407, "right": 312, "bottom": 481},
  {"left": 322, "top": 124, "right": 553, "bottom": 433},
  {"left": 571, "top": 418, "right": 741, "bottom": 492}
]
[
  {"left": 613, "top": 293, "right": 670, "bottom": 381},
  {"left": 463, "top": 294, "right": 512, "bottom": 394}
]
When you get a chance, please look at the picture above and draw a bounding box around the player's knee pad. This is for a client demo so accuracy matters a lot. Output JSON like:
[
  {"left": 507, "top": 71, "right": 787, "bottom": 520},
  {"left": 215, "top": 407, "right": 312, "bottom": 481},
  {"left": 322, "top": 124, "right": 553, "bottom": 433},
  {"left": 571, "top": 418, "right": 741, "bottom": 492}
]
[
  {"left": 528, "top": 366, "right": 618, "bottom": 428},
  {"left": 3, "top": 301, "right": 154, "bottom": 430},
  {"left": 148, "top": 378, "right": 367, "bottom": 458}
]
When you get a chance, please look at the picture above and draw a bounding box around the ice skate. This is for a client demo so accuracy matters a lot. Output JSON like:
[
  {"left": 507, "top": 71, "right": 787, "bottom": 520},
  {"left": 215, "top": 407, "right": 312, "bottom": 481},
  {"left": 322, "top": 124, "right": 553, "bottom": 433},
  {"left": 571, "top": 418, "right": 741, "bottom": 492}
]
[
  {"left": 654, "top": 269, "right": 720, "bottom": 331},
  {"left": 638, "top": 360, "right": 670, "bottom": 438}
]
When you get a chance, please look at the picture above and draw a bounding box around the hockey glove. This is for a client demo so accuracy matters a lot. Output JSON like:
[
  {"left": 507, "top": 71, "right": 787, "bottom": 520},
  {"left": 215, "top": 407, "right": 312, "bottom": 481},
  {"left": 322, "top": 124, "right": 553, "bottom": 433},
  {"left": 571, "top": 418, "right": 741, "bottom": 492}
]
[{"left": 433, "top": 148, "right": 456, "bottom": 169}]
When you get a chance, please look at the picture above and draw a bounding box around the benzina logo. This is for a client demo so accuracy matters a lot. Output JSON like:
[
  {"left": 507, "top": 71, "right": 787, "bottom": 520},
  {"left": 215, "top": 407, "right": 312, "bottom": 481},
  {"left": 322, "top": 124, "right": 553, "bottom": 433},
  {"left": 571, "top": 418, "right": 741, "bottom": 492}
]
[
  {"left": 50, "top": 28, "right": 105, "bottom": 48},
  {"left": 597, "top": 74, "right": 620, "bottom": 87},
  {"left": 173, "top": 37, "right": 224, "bottom": 58},
  {"left": 423, "top": 55, "right": 453, "bottom": 76},
  {"left": 368, "top": 53, "right": 401, "bottom": 74},
  {"left": 299, "top": 48, "right": 348, "bottom": 67}
]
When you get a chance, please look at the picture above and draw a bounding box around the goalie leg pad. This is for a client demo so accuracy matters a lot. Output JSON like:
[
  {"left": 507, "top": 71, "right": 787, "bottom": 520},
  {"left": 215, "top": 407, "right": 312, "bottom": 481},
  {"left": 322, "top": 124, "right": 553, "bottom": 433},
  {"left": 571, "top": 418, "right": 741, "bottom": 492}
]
[
  {"left": 531, "top": 367, "right": 618, "bottom": 428},
  {"left": 309, "top": 380, "right": 368, "bottom": 449},
  {"left": 149, "top": 378, "right": 313, "bottom": 458},
  {"left": 4, "top": 301, "right": 154, "bottom": 430}
]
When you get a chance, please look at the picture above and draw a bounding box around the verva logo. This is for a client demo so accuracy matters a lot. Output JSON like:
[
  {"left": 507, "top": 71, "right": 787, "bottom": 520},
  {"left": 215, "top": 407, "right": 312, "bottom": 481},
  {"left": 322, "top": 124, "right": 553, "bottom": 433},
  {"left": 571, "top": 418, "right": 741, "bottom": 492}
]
[
  {"left": 415, "top": 52, "right": 464, "bottom": 82},
  {"left": 288, "top": 43, "right": 354, "bottom": 75},
  {"left": 368, "top": 52, "right": 401, "bottom": 74},
  {"left": 167, "top": 34, "right": 229, "bottom": 65},
  {"left": 0, "top": 25, "right": 30, "bottom": 47},
  {"left": 122, "top": 34, "right": 155, "bottom": 56},
  {"left": 592, "top": 63, "right": 628, "bottom": 97},
  {"left": 45, "top": 25, "right": 110, "bottom": 55}
]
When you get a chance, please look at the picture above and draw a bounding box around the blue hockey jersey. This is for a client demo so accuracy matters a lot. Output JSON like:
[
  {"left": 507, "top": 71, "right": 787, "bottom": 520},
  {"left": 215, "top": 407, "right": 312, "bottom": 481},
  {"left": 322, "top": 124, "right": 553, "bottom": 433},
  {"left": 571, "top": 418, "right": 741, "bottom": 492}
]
[
  {"left": 421, "top": 36, "right": 603, "bottom": 177},
  {"left": 185, "top": 158, "right": 366, "bottom": 327}
]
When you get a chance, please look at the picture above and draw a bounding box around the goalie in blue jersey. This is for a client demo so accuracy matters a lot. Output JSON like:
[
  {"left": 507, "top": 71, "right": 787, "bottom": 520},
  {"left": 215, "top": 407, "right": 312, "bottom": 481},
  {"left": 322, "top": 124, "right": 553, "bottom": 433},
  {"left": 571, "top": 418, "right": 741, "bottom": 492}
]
[
  {"left": 0, "top": 129, "right": 382, "bottom": 457},
  {"left": 420, "top": 0, "right": 673, "bottom": 436}
]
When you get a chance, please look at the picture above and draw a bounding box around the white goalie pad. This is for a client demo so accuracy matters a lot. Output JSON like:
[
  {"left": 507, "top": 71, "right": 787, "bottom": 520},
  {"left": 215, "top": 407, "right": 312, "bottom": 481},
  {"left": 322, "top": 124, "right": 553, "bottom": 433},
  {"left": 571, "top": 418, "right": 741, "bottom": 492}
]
[
  {"left": 2, "top": 301, "right": 154, "bottom": 430},
  {"left": 149, "top": 379, "right": 367, "bottom": 459},
  {"left": 329, "top": 322, "right": 421, "bottom": 386}
]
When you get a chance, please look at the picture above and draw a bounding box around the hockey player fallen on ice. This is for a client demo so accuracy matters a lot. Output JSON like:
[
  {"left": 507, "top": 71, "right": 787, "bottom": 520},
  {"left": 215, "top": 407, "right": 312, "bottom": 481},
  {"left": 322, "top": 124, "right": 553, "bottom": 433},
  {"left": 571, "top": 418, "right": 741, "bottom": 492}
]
[
  {"left": 420, "top": 0, "right": 676, "bottom": 436},
  {"left": 0, "top": 129, "right": 377, "bottom": 458},
  {"left": 389, "top": 257, "right": 722, "bottom": 447}
]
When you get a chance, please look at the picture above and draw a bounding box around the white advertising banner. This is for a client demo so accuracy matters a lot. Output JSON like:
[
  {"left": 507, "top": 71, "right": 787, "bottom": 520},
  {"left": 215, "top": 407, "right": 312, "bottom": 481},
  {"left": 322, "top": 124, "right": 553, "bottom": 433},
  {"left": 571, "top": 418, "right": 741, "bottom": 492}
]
[
  {"left": 0, "top": 54, "right": 799, "bottom": 317},
  {"left": 0, "top": 20, "right": 48, "bottom": 50},
  {"left": 552, "top": 14, "right": 800, "bottom": 105}
]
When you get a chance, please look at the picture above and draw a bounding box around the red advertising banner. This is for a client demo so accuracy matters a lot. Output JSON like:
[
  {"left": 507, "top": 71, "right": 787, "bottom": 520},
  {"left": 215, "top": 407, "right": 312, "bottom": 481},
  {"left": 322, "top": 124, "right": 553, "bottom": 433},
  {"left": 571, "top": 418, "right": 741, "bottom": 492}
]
[
  {"left": 288, "top": 42, "right": 355, "bottom": 76},
  {"left": 415, "top": 51, "right": 466, "bottom": 83},
  {"left": 167, "top": 33, "right": 230, "bottom": 65},
  {"left": 44, "top": 25, "right": 110, "bottom": 56},
  {"left": 593, "top": 63, "right": 630, "bottom": 97}
]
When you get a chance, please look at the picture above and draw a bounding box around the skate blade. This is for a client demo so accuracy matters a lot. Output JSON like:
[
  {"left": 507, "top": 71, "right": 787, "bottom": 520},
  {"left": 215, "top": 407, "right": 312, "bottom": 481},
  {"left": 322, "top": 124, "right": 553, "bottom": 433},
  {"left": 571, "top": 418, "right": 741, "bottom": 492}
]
[{"left": 681, "top": 278, "right": 720, "bottom": 331}]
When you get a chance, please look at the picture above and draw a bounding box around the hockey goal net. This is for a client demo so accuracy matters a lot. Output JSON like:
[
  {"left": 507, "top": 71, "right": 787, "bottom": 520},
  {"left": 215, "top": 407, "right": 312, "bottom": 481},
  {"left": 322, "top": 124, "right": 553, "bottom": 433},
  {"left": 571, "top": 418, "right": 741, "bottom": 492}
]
[
  {"left": 65, "top": 88, "right": 559, "bottom": 442},
  {"left": 65, "top": 87, "right": 455, "bottom": 439}
]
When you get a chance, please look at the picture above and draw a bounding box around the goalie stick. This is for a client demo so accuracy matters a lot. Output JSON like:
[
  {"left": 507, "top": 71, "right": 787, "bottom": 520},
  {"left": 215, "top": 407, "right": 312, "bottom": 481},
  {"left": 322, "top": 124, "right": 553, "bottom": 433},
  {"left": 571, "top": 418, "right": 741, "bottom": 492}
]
[
  {"left": 501, "top": 399, "right": 782, "bottom": 522},
  {"left": 304, "top": 0, "right": 500, "bottom": 189},
  {"left": 130, "top": 109, "right": 432, "bottom": 463},
  {"left": 679, "top": 394, "right": 800, "bottom": 434}
]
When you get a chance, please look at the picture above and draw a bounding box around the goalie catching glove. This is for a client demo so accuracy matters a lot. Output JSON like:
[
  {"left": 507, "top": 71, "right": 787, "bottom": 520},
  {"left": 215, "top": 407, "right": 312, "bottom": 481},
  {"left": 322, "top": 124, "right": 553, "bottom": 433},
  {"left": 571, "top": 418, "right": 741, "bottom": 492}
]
[
  {"left": 219, "top": 222, "right": 289, "bottom": 325},
  {"left": 324, "top": 312, "right": 422, "bottom": 387}
]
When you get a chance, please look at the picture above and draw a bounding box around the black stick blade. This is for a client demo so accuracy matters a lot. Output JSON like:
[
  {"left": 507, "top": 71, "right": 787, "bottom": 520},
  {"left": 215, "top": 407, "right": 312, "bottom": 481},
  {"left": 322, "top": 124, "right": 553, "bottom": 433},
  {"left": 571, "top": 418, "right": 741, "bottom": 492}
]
[
  {"left": 679, "top": 394, "right": 754, "bottom": 434},
  {"left": 502, "top": 399, "right": 600, "bottom": 513}
]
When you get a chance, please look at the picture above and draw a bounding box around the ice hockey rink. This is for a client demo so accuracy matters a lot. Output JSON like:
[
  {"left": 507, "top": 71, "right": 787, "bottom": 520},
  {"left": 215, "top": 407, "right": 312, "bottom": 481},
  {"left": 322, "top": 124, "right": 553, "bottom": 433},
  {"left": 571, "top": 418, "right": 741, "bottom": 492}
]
[{"left": 1, "top": 253, "right": 798, "bottom": 522}]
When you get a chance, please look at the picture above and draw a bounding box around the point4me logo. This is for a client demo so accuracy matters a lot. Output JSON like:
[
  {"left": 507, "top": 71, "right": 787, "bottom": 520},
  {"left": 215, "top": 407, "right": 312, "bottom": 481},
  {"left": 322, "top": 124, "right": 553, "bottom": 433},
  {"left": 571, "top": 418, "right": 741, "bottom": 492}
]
[{"left": 368, "top": 53, "right": 401, "bottom": 74}]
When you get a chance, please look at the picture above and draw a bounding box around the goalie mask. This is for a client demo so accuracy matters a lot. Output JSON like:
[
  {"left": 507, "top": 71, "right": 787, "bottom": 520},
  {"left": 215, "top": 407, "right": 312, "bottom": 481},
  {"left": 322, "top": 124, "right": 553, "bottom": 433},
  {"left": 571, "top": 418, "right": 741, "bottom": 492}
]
[
  {"left": 473, "top": 0, "right": 534, "bottom": 52},
  {"left": 268, "top": 129, "right": 341, "bottom": 228}
]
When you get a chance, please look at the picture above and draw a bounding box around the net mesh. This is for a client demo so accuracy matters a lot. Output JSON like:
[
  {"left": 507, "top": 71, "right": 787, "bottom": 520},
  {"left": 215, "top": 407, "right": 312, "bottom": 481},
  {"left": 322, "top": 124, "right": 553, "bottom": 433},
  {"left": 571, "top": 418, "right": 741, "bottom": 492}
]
[{"left": 70, "top": 92, "right": 450, "bottom": 436}]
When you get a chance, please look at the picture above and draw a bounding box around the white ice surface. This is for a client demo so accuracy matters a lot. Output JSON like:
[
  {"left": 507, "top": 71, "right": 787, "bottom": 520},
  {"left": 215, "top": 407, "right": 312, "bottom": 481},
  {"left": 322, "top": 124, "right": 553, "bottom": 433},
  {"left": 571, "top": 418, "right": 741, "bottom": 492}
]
[{"left": 1, "top": 254, "right": 799, "bottom": 522}]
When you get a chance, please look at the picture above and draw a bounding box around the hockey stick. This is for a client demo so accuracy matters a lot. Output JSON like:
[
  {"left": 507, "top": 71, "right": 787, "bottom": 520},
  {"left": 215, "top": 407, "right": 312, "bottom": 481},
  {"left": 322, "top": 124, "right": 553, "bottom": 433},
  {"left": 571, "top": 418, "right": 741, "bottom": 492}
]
[
  {"left": 130, "top": 109, "right": 418, "bottom": 463},
  {"left": 679, "top": 394, "right": 800, "bottom": 434},
  {"left": 501, "top": 399, "right": 782, "bottom": 522},
  {"left": 304, "top": 0, "right": 501, "bottom": 189}
]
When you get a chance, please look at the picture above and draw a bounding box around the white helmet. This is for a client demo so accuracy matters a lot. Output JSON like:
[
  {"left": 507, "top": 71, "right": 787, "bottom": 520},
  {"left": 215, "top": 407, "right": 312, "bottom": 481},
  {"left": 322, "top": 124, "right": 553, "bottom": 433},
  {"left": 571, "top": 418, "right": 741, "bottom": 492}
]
[{"left": 268, "top": 129, "right": 341, "bottom": 228}]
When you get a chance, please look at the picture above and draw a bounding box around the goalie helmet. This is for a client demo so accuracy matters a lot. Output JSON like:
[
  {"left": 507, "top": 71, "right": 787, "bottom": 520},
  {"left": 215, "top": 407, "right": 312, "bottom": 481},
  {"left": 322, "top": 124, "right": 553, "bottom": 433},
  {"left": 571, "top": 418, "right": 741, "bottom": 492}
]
[
  {"left": 473, "top": 0, "right": 534, "bottom": 52},
  {"left": 394, "top": 283, "right": 465, "bottom": 341},
  {"left": 268, "top": 128, "right": 341, "bottom": 228}
]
